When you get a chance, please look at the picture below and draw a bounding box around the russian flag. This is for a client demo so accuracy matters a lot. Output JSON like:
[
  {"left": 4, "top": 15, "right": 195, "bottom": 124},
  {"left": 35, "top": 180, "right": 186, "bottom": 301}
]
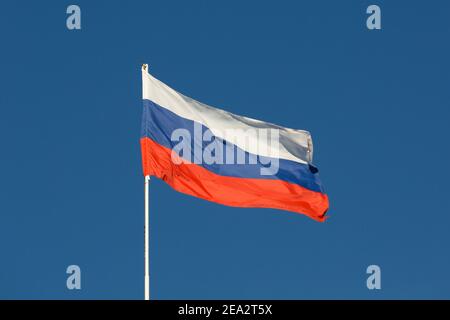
[{"left": 140, "top": 65, "right": 329, "bottom": 221}]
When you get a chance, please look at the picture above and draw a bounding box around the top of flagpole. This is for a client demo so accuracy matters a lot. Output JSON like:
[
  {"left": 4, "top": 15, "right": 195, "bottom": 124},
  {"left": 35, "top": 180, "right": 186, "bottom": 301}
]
[{"left": 142, "top": 64, "right": 149, "bottom": 73}]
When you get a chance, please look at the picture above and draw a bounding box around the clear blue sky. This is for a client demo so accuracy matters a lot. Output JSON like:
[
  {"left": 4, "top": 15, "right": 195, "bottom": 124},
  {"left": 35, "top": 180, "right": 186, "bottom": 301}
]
[{"left": 1, "top": 0, "right": 449, "bottom": 299}]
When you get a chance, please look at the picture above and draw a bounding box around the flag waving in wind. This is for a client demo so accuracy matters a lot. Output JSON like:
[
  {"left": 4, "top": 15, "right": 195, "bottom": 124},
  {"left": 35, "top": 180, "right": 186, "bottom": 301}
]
[{"left": 140, "top": 65, "right": 329, "bottom": 221}]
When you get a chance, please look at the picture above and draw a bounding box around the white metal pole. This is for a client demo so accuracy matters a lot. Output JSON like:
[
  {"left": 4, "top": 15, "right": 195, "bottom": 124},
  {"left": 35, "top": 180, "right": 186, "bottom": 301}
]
[
  {"left": 144, "top": 175, "right": 150, "bottom": 300},
  {"left": 142, "top": 64, "right": 150, "bottom": 300}
]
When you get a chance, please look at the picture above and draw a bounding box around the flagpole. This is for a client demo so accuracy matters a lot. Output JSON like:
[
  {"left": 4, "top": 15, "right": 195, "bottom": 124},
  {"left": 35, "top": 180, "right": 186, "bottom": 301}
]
[
  {"left": 144, "top": 175, "right": 150, "bottom": 300},
  {"left": 142, "top": 63, "right": 151, "bottom": 300},
  {"left": 142, "top": 63, "right": 150, "bottom": 300}
]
